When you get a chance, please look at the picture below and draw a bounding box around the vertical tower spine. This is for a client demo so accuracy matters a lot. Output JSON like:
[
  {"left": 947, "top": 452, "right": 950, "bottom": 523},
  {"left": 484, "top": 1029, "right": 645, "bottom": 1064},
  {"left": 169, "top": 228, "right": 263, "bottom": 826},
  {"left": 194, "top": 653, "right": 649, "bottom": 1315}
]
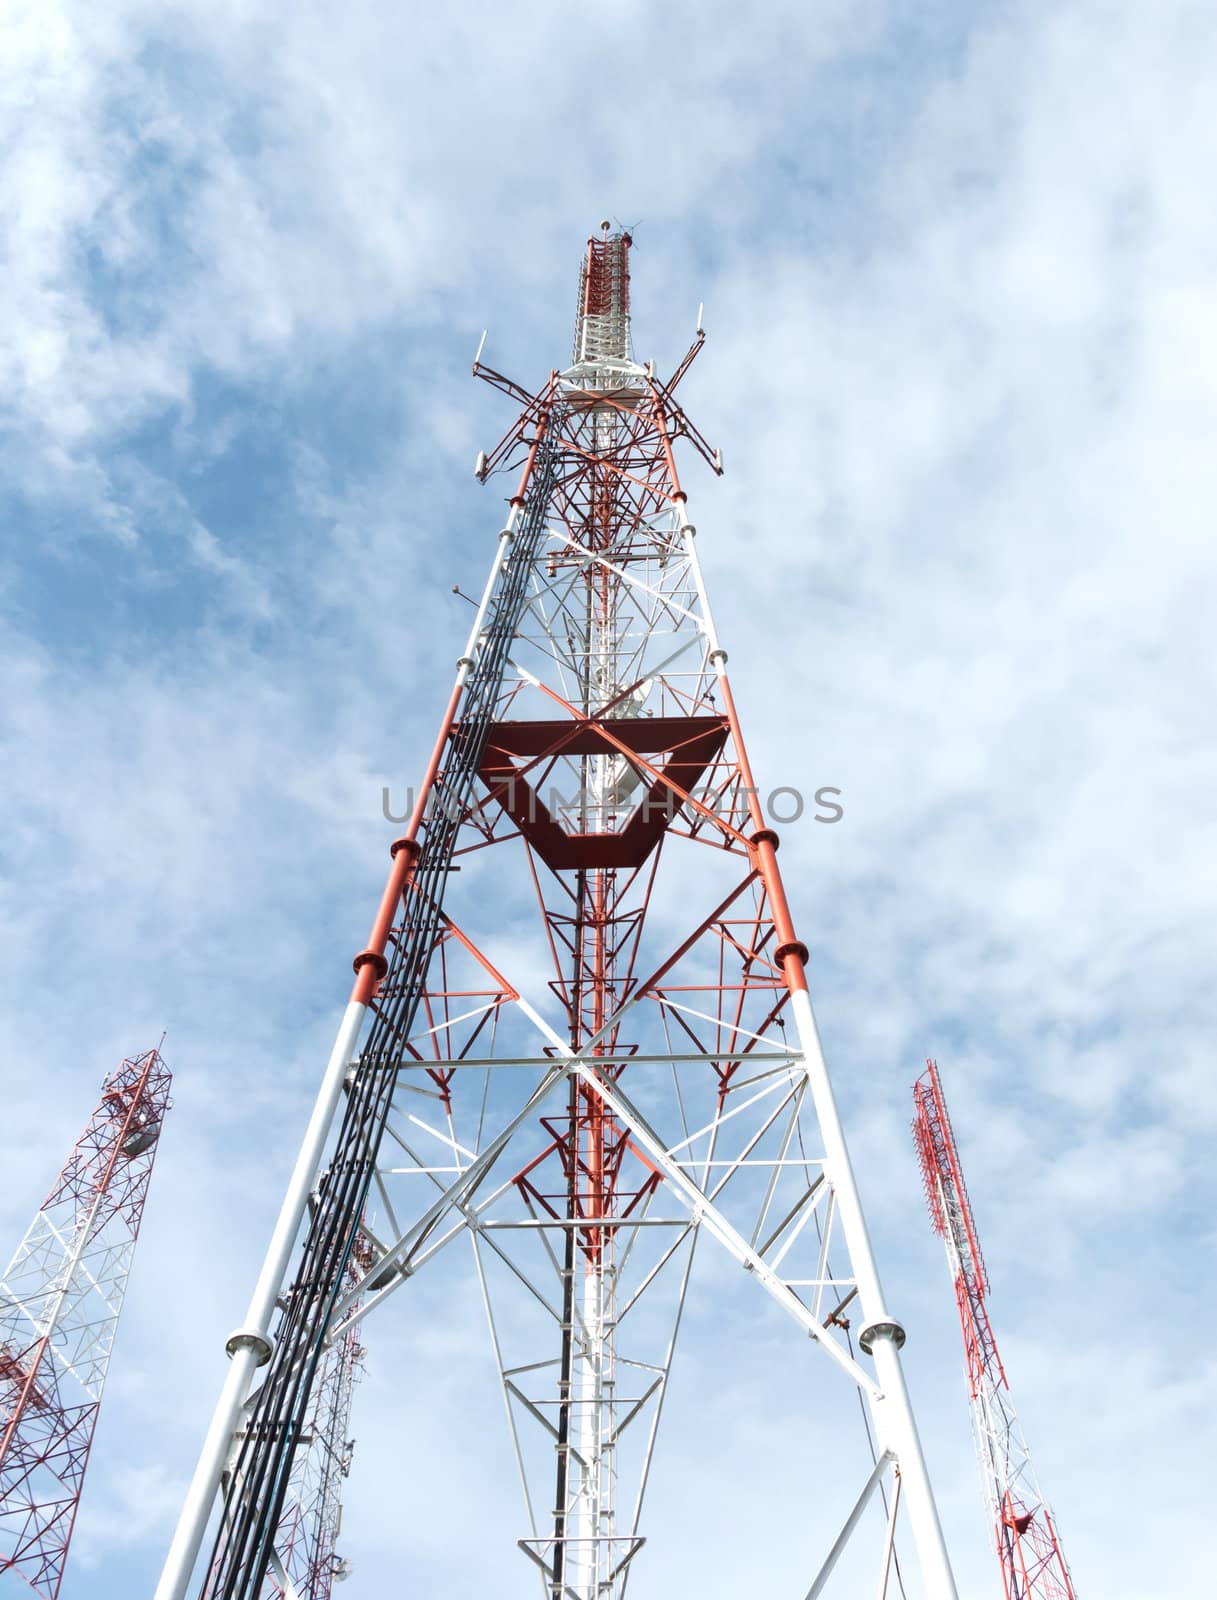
[
  {"left": 912, "top": 1058, "right": 1077, "bottom": 1600},
  {"left": 0, "top": 1045, "right": 173, "bottom": 1599}
]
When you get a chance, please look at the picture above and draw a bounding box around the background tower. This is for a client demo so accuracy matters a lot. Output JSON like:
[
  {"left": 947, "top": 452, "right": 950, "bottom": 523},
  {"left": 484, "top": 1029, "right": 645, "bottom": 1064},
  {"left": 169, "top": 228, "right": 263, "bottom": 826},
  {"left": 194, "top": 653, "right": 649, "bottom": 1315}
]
[
  {"left": 261, "top": 1235, "right": 368, "bottom": 1600},
  {"left": 0, "top": 1044, "right": 173, "bottom": 1599},
  {"left": 158, "top": 228, "right": 959, "bottom": 1600},
  {"left": 912, "top": 1058, "right": 1076, "bottom": 1599}
]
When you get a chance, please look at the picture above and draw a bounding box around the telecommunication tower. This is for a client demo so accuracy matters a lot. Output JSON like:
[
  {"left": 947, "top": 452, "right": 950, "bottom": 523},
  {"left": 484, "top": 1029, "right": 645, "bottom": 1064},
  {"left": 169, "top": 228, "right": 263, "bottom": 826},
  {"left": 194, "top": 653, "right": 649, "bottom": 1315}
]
[
  {"left": 912, "top": 1059, "right": 1076, "bottom": 1599},
  {"left": 157, "top": 227, "right": 960, "bottom": 1600},
  {"left": 0, "top": 1044, "right": 172, "bottom": 1598},
  {"left": 261, "top": 1237, "right": 368, "bottom": 1600}
]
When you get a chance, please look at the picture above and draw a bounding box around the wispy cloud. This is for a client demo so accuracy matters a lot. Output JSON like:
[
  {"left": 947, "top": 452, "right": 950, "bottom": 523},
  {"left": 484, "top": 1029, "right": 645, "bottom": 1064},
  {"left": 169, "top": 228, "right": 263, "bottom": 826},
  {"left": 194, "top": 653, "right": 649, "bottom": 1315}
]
[{"left": 1, "top": 2, "right": 1213, "bottom": 1596}]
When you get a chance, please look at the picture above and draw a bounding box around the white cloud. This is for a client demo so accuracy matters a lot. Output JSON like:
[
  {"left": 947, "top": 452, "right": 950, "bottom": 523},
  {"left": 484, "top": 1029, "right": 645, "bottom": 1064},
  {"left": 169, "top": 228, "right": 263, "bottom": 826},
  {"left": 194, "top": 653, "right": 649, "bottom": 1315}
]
[{"left": 0, "top": 2, "right": 1214, "bottom": 1597}]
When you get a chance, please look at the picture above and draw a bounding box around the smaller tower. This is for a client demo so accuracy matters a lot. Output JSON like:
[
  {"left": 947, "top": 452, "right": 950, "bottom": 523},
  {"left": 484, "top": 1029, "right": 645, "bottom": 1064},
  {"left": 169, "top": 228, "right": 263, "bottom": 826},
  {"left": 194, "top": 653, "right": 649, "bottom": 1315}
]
[
  {"left": 912, "top": 1059, "right": 1076, "bottom": 1600},
  {"left": 0, "top": 1045, "right": 173, "bottom": 1599},
  {"left": 263, "top": 1236, "right": 370, "bottom": 1600}
]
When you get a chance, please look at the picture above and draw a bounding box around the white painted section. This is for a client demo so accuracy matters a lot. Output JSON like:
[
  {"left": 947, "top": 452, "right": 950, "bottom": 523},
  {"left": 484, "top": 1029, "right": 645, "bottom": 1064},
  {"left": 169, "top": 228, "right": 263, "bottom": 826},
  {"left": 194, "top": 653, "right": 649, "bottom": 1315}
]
[
  {"left": 458, "top": 500, "right": 525, "bottom": 683},
  {"left": 804, "top": 1451, "right": 895, "bottom": 1600},
  {"left": 786, "top": 986, "right": 959, "bottom": 1600},
  {"left": 568, "top": 1061, "right": 877, "bottom": 1396},
  {"left": 154, "top": 999, "right": 368, "bottom": 1600},
  {"left": 676, "top": 504, "right": 723, "bottom": 659},
  {"left": 569, "top": 1261, "right": 600, "bottom": 1599}
]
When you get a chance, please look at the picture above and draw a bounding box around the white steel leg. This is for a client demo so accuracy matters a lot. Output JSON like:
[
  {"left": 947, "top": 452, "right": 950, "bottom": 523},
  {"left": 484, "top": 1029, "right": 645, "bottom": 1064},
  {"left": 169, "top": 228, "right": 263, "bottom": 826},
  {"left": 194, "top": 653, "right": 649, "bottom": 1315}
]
[
  {"left": 786, "top": 987, "right": 958, "bottom": 1600},
  {"left": 154, "top": 999, "right": 368, "bottom": 1600}
]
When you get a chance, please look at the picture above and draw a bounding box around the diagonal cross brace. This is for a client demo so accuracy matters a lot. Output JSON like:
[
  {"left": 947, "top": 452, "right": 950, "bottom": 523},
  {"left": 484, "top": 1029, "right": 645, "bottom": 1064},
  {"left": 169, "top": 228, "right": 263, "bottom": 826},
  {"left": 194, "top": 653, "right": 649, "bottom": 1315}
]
[{"left": 567, "top": 1060, "right": 880, "bottom": 1398}]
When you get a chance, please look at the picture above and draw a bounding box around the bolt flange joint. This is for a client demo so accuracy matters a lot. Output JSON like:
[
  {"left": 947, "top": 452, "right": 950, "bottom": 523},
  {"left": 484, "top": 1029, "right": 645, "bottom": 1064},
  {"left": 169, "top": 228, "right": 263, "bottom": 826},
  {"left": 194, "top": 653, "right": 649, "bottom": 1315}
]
[
  {"left": 225, "top": 1326, "right": 273, "bottom": 1366},
  {"left": 352, "top": 949, "right": 389, "bottom": 980},
  {"left": 859, "top": 1316, "right": 907, "bottom": 1355}
]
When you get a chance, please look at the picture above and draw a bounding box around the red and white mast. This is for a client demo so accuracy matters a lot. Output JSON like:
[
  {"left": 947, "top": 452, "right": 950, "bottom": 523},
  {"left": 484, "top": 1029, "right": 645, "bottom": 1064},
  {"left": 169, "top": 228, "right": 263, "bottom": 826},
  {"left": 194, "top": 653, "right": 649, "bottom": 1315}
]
[
  {"left": 0, "top": 1045, "right": 173, "bottom": 1598},
  {"left": 158, "top": 227, "right": 959, "bottom": 1600},
  {"left": 912, "top": 1059, "right": 1077, "bottom": 1600}
]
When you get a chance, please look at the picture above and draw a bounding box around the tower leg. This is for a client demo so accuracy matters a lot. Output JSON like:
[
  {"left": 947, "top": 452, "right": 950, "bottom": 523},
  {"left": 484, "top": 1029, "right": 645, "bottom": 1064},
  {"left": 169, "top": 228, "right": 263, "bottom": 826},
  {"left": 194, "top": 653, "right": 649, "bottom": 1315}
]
[
  {"left": 154, "top": 1000, "right": 367, "bottom": 1600},
  {"left": 786, "top": 987, "right": 958, "bottom": 1600}
]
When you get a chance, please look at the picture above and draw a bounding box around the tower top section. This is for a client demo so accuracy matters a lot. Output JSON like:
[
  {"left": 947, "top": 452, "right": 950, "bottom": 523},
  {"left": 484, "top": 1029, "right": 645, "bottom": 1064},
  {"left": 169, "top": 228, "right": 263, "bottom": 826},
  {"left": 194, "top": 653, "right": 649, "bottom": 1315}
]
[
  {"left": 573, "top": 225, "right": 633, "bottom": 365},
  {"left": 473, "top": 224, "right": 721, "bottom": 482},
  {"left": 562, "top": 225, "right": 648, "bottom": 400}
]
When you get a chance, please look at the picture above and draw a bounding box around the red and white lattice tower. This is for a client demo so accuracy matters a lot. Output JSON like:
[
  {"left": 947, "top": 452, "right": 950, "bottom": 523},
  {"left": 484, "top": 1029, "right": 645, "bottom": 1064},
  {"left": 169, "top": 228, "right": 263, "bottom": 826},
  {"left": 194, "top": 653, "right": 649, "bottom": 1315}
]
[
  {"left": 261, "top": 1236, "right": 369, "bottom": 1600},
  {"left": 912, "top": 1059, "right": 1076, "bottom": 1600},
  {"left": 157, "top": 227, "right": 961, "bottom": 1600},
  {"left": 0, "top": 1044, "right": 172, "bottom": 1598}
]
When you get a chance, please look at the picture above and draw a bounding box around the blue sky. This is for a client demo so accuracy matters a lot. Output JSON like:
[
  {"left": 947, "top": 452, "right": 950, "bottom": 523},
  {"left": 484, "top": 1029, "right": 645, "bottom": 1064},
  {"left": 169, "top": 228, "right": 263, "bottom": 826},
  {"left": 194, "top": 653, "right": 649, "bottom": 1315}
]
[{"left": 2, "top": 0, "right": 1215, "bottom": 1594}]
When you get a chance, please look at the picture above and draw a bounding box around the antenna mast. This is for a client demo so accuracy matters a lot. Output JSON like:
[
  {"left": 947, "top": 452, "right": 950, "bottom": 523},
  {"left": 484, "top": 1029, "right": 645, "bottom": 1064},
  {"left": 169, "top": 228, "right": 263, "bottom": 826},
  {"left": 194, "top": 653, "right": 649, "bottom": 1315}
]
[
  {"left": 0, "top": 1045, "right": 173, "bottom": 1598},
  {"left": 912, "top": 1058, "right": 1077, "bottom": 1599},
  {"left": 157, "top": 229, "right": 960, "bottom": 1600}
]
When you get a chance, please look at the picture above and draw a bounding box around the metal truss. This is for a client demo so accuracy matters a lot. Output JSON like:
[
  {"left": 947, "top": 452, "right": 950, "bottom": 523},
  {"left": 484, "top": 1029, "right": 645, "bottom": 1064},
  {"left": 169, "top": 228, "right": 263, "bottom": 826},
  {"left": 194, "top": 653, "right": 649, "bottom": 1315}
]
[
  {"left": 159, "top": 229, "right": 959, "bottom": 1600},
  {"left": 0, "top": 1046, "right": 172, "bottom": 1599},
  {"left": 913, "top": 1060, "right": 1076, "bottom": 1599},
  {"left": 260, "top": 1239, "right": 367, "bottom": 1600}
]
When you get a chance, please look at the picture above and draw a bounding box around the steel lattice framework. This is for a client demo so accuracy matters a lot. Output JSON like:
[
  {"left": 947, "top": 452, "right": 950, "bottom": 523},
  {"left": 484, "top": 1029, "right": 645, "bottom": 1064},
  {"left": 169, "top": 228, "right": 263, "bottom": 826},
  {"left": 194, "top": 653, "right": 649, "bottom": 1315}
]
[
  {"left": 912, "top": 1059, "right": 1076, "bottom": 1600},
  {"left": 158, "top": 228, "right": 961, "bottom": 1600},
  {"left": 260, "top": 1236, "right": 367, "bottom": 1600},
  {"left": 0, "top": 1045, "right": 172, "bottom": 1598}
]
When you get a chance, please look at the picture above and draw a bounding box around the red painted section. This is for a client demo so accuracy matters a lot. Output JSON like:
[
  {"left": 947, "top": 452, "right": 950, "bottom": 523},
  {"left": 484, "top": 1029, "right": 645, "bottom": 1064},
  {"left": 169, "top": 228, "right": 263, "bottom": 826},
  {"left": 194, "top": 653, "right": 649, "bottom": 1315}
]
[
  {"left": 351, "top": 835, "right": 420, "bottom": 1006},
  {"left": 581, "top": 231, "right": 631, "bottom": 323},
  {"left": 350, "top": 401, "right": 555, "bottom": 1007},
  {"left": 477, "top": 716, "right": 728, "bottom": 871},
  {"left": 912, "top": 1060, "right": 1005, "bottom": 1394},
  {"left": 711, "top": 671, "right": 811, "bottom": 994}
]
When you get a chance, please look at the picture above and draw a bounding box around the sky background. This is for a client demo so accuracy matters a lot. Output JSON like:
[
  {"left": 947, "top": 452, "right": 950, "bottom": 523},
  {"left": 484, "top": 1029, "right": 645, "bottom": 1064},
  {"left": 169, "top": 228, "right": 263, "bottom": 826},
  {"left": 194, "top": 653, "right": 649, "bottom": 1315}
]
[{"left": 2, "top": 0, "right": 1215, "bottom": 1595}]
